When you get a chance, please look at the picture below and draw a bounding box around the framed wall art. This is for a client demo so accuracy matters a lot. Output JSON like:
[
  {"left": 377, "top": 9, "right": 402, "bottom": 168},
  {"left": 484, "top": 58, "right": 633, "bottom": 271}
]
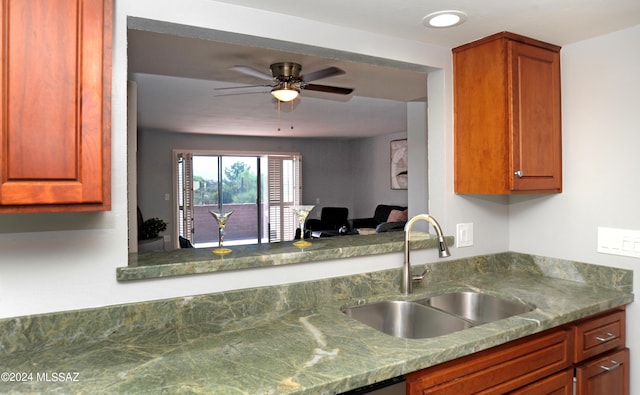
[{"left": 390, "top": 139, "right": 408, "bottom": 190}]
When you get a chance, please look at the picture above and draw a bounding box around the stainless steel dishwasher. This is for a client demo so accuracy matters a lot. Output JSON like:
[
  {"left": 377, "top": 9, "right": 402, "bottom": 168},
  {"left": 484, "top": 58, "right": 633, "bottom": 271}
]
[{"left": 338, "top": 376, "right": 405, "bottom": 394}]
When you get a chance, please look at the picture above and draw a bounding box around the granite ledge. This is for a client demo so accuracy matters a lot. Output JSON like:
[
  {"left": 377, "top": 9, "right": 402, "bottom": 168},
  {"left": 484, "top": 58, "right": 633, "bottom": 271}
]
[{"left": 118, "top": 232, "right": 453, "bottom": 281}]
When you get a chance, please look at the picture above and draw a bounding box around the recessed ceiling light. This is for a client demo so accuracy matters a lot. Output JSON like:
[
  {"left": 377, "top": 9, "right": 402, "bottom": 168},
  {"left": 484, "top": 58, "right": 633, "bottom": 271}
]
[{"left": 422, "top": 10, "right": 467, "bottom": 28}]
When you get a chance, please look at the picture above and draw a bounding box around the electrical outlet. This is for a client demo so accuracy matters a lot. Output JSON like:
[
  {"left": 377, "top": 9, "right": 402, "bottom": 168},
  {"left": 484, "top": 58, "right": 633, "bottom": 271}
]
[
  {"left": 597, "top": 227, "right": 640, "bottom": 258},
  {"left": 456, "top": 223, "right": 473, "bottom": 247}
]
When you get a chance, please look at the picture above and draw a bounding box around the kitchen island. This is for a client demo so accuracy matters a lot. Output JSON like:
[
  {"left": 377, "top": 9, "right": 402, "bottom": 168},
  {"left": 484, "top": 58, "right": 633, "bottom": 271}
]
[{"left": 0, "top": 252, "right": 633, "bottom": 394}]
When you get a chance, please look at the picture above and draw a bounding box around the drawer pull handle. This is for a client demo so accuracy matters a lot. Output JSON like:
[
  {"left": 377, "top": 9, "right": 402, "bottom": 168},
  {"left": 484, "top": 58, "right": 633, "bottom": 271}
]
[
  {"left": 595, "top": 332, "right": 617, "bottom": 342},
  {"left": 600, "top": 360, "right": 621, "bottom": 372}
]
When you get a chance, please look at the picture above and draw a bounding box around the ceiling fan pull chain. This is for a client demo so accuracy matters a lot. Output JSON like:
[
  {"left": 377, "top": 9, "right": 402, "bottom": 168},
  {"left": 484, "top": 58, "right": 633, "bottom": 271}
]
[
  {"left": 277, "top": 100, "right": 282, "bottom": 131},
  {"left": 290, "top": 101, "right": 294, "bottom": 130}
]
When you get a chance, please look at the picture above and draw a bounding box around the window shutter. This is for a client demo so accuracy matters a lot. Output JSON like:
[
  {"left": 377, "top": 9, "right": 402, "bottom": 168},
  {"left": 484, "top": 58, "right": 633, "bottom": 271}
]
[
  {"left": 267, "top": 155, "right": 301, "bottom": 242},
  {"left": 177, "top": 153, "right": 194, "bottom": 243},
  {"left": 268, "top": 156, "right": 283, "bottom": 242}
]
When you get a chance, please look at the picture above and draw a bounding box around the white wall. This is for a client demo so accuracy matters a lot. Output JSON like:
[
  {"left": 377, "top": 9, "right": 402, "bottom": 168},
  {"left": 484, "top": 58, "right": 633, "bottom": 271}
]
[
  {"left": 407, "top": 101, "right": 429, "bottom": 219},
  {"left": 509, "top": 25, "right": 640, "bottom": 393},
  {"left": 0, "top": 0, "right": 455, "bottom": 318}
]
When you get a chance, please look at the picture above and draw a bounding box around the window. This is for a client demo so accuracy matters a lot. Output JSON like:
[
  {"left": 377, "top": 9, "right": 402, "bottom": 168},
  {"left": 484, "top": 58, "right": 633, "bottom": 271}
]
[{"left": 175, "top": 151, "right": 301, "bottom": 247}]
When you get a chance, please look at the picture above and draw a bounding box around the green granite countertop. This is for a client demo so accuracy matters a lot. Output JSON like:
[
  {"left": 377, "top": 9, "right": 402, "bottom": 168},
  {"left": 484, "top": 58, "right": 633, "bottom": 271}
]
[
  {"left": 0, "top": 253, "right": 633, "bottom": 394},
  {"left": 119, "top": 232, "right": 452, "bottom": 281}
]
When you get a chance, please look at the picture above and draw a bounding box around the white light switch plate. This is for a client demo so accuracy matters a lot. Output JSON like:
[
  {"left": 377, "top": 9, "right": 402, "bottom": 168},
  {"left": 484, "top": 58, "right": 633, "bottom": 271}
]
[
  {"left": 597, "top": 227, "right": 640, "bottom": 259},
  {"left": 456, "top": 223, "right": 473, "bottom": 247}
]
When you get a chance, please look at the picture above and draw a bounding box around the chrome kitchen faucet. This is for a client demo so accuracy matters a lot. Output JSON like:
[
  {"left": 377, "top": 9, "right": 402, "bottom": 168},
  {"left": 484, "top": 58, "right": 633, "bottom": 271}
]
[{"left": 402, "top": 214, "right": 451, "bottom": 294}]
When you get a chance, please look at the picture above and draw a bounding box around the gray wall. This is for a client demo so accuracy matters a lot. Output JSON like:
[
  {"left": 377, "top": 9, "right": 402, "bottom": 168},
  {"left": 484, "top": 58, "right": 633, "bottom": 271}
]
[{"left": 351, "top": 131, "right": 409, "bottom": 218}]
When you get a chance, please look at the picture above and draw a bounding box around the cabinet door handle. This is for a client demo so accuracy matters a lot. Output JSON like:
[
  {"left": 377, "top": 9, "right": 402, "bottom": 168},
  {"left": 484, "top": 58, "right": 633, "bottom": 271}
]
[
  {"left": 600, "top": 360, "right": 621, "bottom": 372},
  {"left": 514, "top": 170, "right": 524, "bottom": 178},
  {"left": 595, "top": 332, "right": 617, "bottom": 342}
]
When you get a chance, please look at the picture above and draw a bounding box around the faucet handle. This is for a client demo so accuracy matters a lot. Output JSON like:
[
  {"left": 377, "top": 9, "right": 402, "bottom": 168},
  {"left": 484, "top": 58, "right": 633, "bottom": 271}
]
[{"left": 412, "top": 267, "right": 430, "bottom": 283}]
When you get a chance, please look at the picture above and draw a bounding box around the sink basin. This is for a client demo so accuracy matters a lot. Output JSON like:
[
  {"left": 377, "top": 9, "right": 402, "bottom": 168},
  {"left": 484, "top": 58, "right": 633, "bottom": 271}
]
[
  {"left": 343, "top": 300, "right": 473, "bottom": 339},
  {"left": 342, "top": 291, "right": 534, "bottom": 339},
  {"left": 424, "top": 291, "right": 533, "bottom": 324}
]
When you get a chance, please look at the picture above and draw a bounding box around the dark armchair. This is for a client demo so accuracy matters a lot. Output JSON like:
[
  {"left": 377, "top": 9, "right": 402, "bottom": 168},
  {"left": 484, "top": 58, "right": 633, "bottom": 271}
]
[
  {"left": 306, "top": 207, "right": 349, "bottom": 236},
  {"left": 350, "top": 204, "right": 408, "bottom": 233}
]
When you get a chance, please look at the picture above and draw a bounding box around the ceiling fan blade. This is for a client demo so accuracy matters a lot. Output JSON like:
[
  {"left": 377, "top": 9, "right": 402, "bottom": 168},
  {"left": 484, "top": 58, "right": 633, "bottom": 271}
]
[
  {"left": 229, "top": 65, "right": 273, "bottom": 81},
  {"left": 303, "top": 83, "right": 353, "bottom": 95},
  {"left": 213, "top": 84, "right": 273, "bottom": 91},
  {"left": 301, "top": 66, "right": 345, "bottom": 82},
  {"left": 213, "top": 90, "right": 271, "bottom": 97}
]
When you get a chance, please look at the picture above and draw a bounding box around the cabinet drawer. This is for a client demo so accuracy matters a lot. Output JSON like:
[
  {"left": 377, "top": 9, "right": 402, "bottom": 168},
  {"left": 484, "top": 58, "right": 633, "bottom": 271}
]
[
  {"left": 574, "top": 309, "right": 625, "bottom": 362},
  {"left": 406, "top": 328, "right": 572, "bottom": 395},
  {"left": 575, "top": 348, "right": 629, "bottom": 395},
  {"left": 509, "top": 369, "right": 573, "bottom": 395}
]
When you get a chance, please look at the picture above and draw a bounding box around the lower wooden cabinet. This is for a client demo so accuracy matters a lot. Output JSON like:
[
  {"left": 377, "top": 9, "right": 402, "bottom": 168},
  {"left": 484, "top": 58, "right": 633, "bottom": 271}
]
[
  {"left": 510, "top": 369, "right": 573, "bottom": 395},
  {"left": 405, "top": 329, "right": 573, "bottom": 394},
  {"left": 575, "top": 348, "right": 629, "bottom": 395},
  {"left": 405, "top": 308, "right": 628, "bottom": 395},
  {"left": 573, "top": 309, "right": 625, "bottom": 363},
  {"left": 573, "top": 309, "right": 628, "bottom": 395}
]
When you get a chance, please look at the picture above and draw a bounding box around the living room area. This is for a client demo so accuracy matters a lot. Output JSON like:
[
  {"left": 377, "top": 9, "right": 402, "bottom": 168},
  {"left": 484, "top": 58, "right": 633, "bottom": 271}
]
[{"left": 136, "top": 127, "right": 412, "bottom": 250}]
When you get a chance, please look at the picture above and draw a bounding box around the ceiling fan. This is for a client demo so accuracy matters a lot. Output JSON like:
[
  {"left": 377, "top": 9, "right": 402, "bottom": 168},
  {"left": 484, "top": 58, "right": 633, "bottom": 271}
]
[{"left": 216, "top": 62, "right": 354, "bottom": 102}]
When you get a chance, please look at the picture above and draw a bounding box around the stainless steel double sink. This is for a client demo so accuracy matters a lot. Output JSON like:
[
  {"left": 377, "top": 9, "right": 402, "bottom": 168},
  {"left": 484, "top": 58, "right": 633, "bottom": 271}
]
[{"left": 342, "top": 291, "right": 533, "bottom": 339}]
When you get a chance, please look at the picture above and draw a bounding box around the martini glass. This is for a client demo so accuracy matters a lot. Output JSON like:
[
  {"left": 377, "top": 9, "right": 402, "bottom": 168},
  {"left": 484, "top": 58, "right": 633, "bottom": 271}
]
[
  {"left": 209, "top": 210, "right": 234, "bottom": 255},
  {"left": 290, "top": 205, "right": 315, "bottom": 247}
]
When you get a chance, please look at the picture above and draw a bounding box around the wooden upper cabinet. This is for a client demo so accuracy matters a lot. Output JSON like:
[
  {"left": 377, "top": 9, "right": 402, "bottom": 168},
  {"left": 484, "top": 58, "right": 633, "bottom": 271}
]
[
  {"left": 453, "top": 32, "right": 562, "bottom": 194},
  {"left": 0, "top": 0, "right": 112, "bottom": 212}
]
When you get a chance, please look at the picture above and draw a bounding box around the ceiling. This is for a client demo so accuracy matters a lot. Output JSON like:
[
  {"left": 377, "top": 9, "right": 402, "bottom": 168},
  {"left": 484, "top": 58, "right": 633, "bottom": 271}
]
[
  {"left": 129, "top": 0, "right": 640, "bottom": 139},
  {"left": 128, "top": 29, "right": 428, "bottom": 139}
]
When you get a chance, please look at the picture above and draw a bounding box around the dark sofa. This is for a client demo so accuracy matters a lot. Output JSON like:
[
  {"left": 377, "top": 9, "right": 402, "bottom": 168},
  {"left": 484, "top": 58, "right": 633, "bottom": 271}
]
[
  {"left": 306, "top": 207, "right": 350, "bottom": 237},
  {"left": 350, "top": 204, "right": 408, "bottom": 233}
]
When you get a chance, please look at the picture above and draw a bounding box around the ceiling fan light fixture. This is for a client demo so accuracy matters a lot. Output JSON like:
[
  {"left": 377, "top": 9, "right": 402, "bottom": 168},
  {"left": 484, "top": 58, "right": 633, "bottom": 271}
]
[
  {"left": 271, "top": 82, "right": 300, "bottom": 102},
  {"left": 422, "top": 10, "right": 467, "bottom": 28}
]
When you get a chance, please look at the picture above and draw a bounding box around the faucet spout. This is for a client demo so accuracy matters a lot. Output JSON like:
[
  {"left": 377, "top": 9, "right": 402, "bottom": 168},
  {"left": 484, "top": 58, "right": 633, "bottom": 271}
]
[{"left": 402, "top": 214, "right": 451, "bottom": 294}]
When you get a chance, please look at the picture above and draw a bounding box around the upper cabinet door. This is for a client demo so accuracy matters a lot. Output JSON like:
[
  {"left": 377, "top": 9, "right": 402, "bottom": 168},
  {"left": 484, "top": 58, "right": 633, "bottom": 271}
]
[
  {"left": 0, "top": 0, "right": 112, "bottom": 213},
  {"left": 509, "top": 40, "right": 562, "bottom": 192},
  {"left": 454, "top": 32, "right": 562, "bottom": 194}
]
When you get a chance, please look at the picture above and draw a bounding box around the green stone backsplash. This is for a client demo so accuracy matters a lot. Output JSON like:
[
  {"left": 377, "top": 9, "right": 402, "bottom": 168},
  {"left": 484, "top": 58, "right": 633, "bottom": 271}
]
[
  {"left": 426, "top": 252, "right": 633, "bottom": 293},
  {"left": 0, "top": 252, "right": 631, "bottom": 356}
]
